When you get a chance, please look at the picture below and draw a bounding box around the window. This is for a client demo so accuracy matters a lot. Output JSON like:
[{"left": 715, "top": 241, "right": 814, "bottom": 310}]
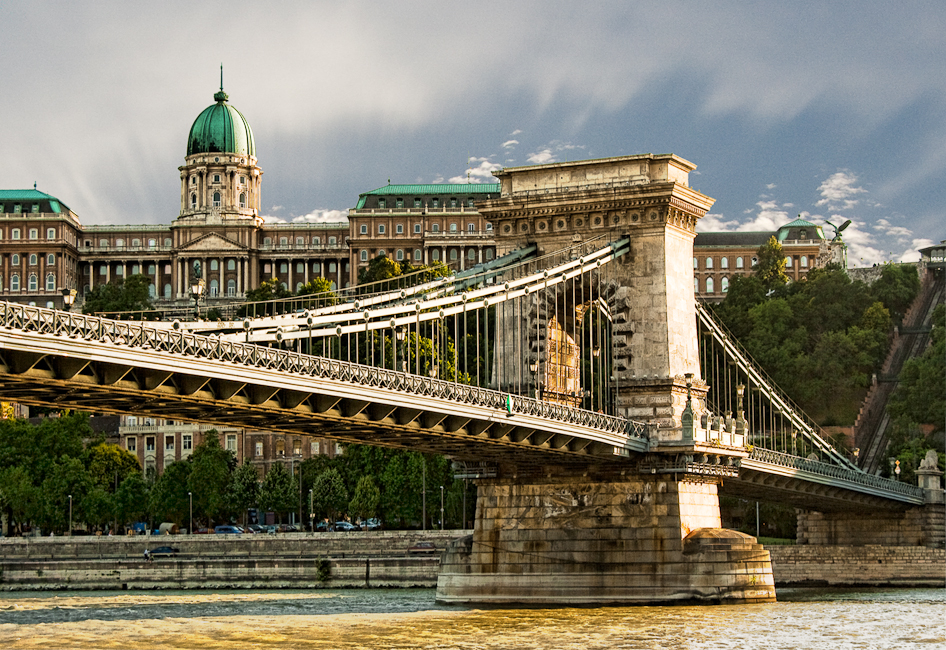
[
  {"left": 468, "top": 249, "right": 476, "bottom": 261},
  {"left": 148, "top": 284, "right": 156, "bottom": 298},
  {"left": 146, "top": 437, "right": 155, "bottom": 452},
  {"left": 164, "top": 238, "right": 172, "bottom": 247},
  {"left": 720, "top": 257, "right": 728, "bottom": 269},
  {"left": 312, "top": 236, "right": 320, "bottom": 245},
  {"left": 396, "top": 198, "right": 404, "bottom": 208},
  {"left": 132, "top": 239, "right": 140, "bottom": 248},
  {"left": 213, "top": 192, "right": 221, "bottom": 207},
  {"left": 693, "top": 258, "right": 698, "bottom": 269},
  {"left": 147, "top": 264, "right": 156, "bottom": 274},
  {"left": 279, "top": 237, "right": 288, "bottom": 247},
  {"left": 116, "top": 238, "right": 124, "bottom": 248},
  {"left": 13, "top": 205, "right": 21, "bottom": 214},
  {"left": 360, "top": 250, "right": 368, "bottom": 261},
  {"left": 11, "top": 228, "right": 20, "bottom": 240},
  {"left": 722, "top": 277, "right": 729, "bottom": 292},
  {"left": 396, "top": 224, "right": 403, "bottom": 234},
  {"left": 28, "top": 274, "right": 37, "bottom": 291},
  {"left": 29, "top": 254, "right": 37, "bottom": 266},
  {"left": 209, "top": 279, "right": 218, "bottom": 296},
  {"left": 377, "top": 249, "right": 385, "bottom": 257},
  {"left": 46, "top": 273, "right": 55, "bottom": 291},
  {"left": 183, "top": 434, "right": 192, "bottom": 451},
  {"left": 414, "top": 223, "right": 421, "bottom": 233},
  {"left": 296, "top": 262, "right": 304, "bottom": 273},
  {"left": 126, "top": 438, "right": 136, "bottom": 452},
  {"left": 468, "top": 198, "right": 475, "bottom": 207},
  {"left": 99, "top": 266, "right": 107, "bottom": 276},
  {"left": 751, "top": 257, "right": 758, "bottom": 267},
  {"left": 706, "top": 277, "right": 714, "bottom": 293},
  {"left": 450, "top": 198, "right": 457, "bottom": 208},
  {"left": 799, "top": 229, "right": 808, "bottom": 240},
  {"left": 360, "top": 224, "right": 367, "bottom": 234},
  {"left": 47, "top": 254, "right": 55, "bottom": 265},
  {"left": 295, "top": 281, "right": 303, "bottom": 292},
  {"left": 432, "top": 198, "right": 440, "bottom": 208},
  {"left": 115, "top": 266, "right": 123, "bottom": 276},
  {"left": 227, "top": 259, "right": 235, "bottom": 271},
  {"left": 705, "top": 257, "right": 713, "bottom": 269},
  {"left": 213, "top": 174, "right": 220, "bottom": 183},
  {"left": 694, "top": 278, "right": 699, "bottom": 293},
  {"left": 191, "top": 194, "right": 197, "bottom": 208},
  {"left": 46, "top": 228, "right": 55, "bottom": 240},
  {"left": 11, "top": 254, "right": 19, "bottom": 265},
  {"left": 450, "top": 249, "right": 458, "bottom": 261},
  {"left": 396, "top": 249, "right": 404, "bottom": 261},
  {"left": 328, "top": 262, "right": 336, "bottom": 273},
  {"left": 164, "top": 283, "right": 171, "bottom": 298},
  {"left": 279, "top": 263, "right": 288, "bottom": 273},
  {"left": 312, "top": 262, "right": 321, "bottom": 273},
  {"left": 486, "top": 223, "right": 493, "bottom": 231},
  {"left": 148, "top": 238, "right": 156, "bottom": 249},
  {"left": 296, "top": 237, "right": 304, "bottom": 247},
  {"left": 450, "top": 223, "right": 458, "bottom": 232},
  {"left": 227, "top": 279, "right": 235, "bottom": 296},
  {"left": 276, "top": 440, "right": 285, "bottom": 456},
  {"left": 786, "top": 256, "right": 793, "bottom": 268},
  {"left": 263, "top": 237, "right": 272, "bottom": 246},
  {"left": 378, "top": 224, "right": 385, "bottom": 234},
  {"left": 414, "top": 249, "right": 422, "bottom": 261},
  {"left": 432, "top": 224, "right": 440, "bottom": 233},
  {"left": 239, "top": 193, "right": 246, "bottom": 208},
  {"left": 165, "top": 436, "right": 174, "bottom": 451},
  {"left": 10, "top": 275, "right": 19, "bottom": 291},
  {"left": 486, "top": 249, "right": 494, "bottom": 260},
  {"left": 432, "top": 249, "right": 440, "bottom": 261},
  {"left": 328, "top": 236, "right": 337, "bottom": 245},
  {"left": 801, "top": 255, "right": 808, "bottom": 268},
  {"left": 414, "top": 198, "right": 422, "bottom": 208},
  {"left": 255, "top": 441, "right": 263, "bottom": 457},
  {"left": 468, "top": 223, "right": 475, "bottom": 232},
  {"left": 31, "top": 204, "right": 39, "bottom": 213},
  {"left": 293, "top": 440, "right": 302, "bottom": 456},
  {"left": 191, "top": 176, "right": 196, "bottom": 185},
  {"left": 736, "top": 257, "right": 744, "bottom": 269},
  {"left": 378, "top": 199, "right": 386, "bottom": 209},
  {"left": 240, "top": 176, "right": 246, "bottom": 185},
  {"left": 208, "top": 260, "right": 218, "bottom": 271}
]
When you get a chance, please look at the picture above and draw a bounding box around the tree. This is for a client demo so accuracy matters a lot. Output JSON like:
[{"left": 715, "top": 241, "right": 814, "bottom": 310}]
[
  {"left": 310, "top": 468, "right": 347, "bottom": 525},
  {"left": 753, "top": 236, "right": 789, "bottom": 291},
  {"left": 871, "top": 264, "right": 920, "bottom": 324},
  {"left": 358, "top": 254, "right": 401, "bottom": 285},
  {"left": 229, "top": 462, "right": 261, "bottom": 527},
  {"left": 38, "top": 456, "right": 92, "bottom": 534},
  {"left": 114, "top": 473, "right": 149, "bottom": 529},
  {"left": 349, "top": 475, "right": 380, "bottom": 527},
  {"left": 259, "top": 462, "right": 296, "bottom": 523},
  {"left": 87, "top": 443, "right": 141, "bottom": 492},
  {"left": 239, "top": 278, "right": 292, "bottom": 317},
  {"left": 149, "top": 460, "right": 192, "bottom": 527},
  {"left": 187, "top": 430, "right": 235, "bottom": 525},
  {"left": 0, "top": 466, "right": 37, "bottom": 535},
  {"left": 82, "top": 274, "right": 154, "bottom": 317}
]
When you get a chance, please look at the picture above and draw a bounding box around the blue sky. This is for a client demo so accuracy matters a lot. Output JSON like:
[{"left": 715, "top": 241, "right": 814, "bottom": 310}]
[{"left": 2, "top": 1, "right": 943, "bottom": 265}]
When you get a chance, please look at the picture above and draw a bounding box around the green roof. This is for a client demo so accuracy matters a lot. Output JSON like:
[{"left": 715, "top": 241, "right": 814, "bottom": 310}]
[
  {"left": 0, "top": 189, "right": 68, "bottom": 213},
  {"left": 187, "top": 87, "right": 255, "bottom": 157},
  {"left": 355, "top": 183, "right": 500, "bottom": 209}
]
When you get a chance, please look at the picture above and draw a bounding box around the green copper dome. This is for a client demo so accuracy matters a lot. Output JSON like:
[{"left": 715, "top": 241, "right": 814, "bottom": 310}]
[{"left": 186, "top": 86, "right": 256, "bottom": 157}]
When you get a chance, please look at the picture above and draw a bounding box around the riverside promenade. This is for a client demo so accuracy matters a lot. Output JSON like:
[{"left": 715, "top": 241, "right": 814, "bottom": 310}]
[{"left": 0, "top": 531, "right": 942, "bottom": 591}]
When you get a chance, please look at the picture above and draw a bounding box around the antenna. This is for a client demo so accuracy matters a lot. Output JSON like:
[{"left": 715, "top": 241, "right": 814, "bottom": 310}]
[{"left": 220, "top": 63, "right": 224, "bottom": 92}]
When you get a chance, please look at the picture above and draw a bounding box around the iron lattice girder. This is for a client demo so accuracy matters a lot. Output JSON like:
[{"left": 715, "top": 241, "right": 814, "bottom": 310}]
[{"left": 0, "top": 325, "right": 645, "bottom": 465}]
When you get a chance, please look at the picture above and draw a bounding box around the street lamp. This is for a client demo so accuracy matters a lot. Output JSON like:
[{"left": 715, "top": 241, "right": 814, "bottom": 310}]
[
  {"left": 190, "top": 277, "right": 205, "bottom": 320},
  {"left": 309, "top": 488, "right": 314, "bottom": 532},
  {"left": 188, "top": 491, "right": 193, "bottom": 534},
  {"left": 529, "top": 361, "right": 539, "bottom": 399},
  {"left": 440, "top": 485, "right": 444, "bottom": 531},
  {"left": 61, "top": 288, "right": 76, "bottom": 312},
  {"left": 895, "top": 459, "right": 901, "bottom": 481},
  {"left": 67, "top": 494, "right": 73, "bottom": 536}
]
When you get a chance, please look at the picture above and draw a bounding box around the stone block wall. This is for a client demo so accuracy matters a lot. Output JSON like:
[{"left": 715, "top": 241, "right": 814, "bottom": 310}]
[
  {"left": 767, "top": 545, "right": 945, "bottom": 587},
  {"left": 797, "top": 504, "right": 945, "bottom": 548}
]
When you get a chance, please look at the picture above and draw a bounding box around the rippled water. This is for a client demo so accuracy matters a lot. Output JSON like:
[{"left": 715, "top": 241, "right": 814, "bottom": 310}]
[{"left": 0, "top": 587, "right": 942, "bottom": 649}]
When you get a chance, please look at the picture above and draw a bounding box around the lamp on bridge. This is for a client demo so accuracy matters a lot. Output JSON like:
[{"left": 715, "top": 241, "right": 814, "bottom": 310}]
[
  {"left": 61, "top": 288, "right": 77, "bottom": 312},
  {"left": 430, "top": 362, "right": 439, "bottom": 379},
  {"left": 190, "top": 278, "right": 205, "bottom": 320},
  {"left": 895, "top": 459, "right": 901, "bottom": 481},
  {"left": 67, "top": 494, "right": 72, "bottom": 536},
  {"left": 188, "top": 491, "right": 193, "bottom": 535},
  {"left": 529, "top": 361, "right": 539, "bottom": 399},
  {"left": 396, "top": 327, "right": 407, "bottom": 372}
]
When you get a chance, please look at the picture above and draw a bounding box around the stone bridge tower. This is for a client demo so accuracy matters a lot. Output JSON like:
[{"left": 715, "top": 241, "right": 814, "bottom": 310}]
[{"left": 478, "top": 154, "right": 715, "bottom": 431}]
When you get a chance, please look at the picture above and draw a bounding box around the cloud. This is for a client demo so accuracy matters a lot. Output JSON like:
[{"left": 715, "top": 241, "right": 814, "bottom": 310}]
[
  {"left": 525, "top": 140, "right": 585, "bottom": 166},
  {"left": 502, "top": 140, "right": 519, "bottom": 149},
  {"left": 292, "top": 209, "right": 349, "bottom": 224},
  {"left": 447, "top": 157, "right": 502, "bottom": 184},
  {"left": 816, "top": 171, "right": 867, "bottom": 211},
  {"left": 527, "top": 149, "right": 555, "bottom": 164},
  {"left": 509, "top": 129, "right": 522, "bottom": 136}
]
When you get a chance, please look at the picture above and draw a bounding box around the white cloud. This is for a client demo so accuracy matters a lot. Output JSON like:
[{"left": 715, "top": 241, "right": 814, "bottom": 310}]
[
  {"left": 509, "top": 129, "right": 522, "bottom": 136},
  {"left": 766, "top": 183, "right": 777, "bottom": 190},
  {"left": 502, "top": 140, "right": 519, "bottom": 149},
  {"left": 527, "top": 148, "right": 555, "bottom": 164},
  {"left": 292, "top": 209, "right": 349, "bottom": 224},
  {"left": 816, "top": 171, "right": 867, "bottom": 211},
  {"left": 447, "top": 158, "right": 502, "bottom": 184}
]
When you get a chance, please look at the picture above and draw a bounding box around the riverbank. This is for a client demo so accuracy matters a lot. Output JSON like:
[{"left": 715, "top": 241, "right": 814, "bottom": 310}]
[{"left": 0, "top": 532, "right": 942, "bottom": 591}]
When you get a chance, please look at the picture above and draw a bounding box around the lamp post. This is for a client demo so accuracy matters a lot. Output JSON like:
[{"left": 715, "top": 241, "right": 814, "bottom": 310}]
[
  {"left": 61, "top": 288, "right": 76, "bottom": 312},
  {"left": 396, "top": 327, "right": 406, "bottom": 372},
  {"left": 309, "top": 488, "right": 314, "bottom": 532},
  {"left": 895, "top": 459, "right": 901, "bottom": 481},
  {"left": 440, "top": 485, "right": 444, "bottom": 531},
  {"left": 529, "top": 361, "right": 539, "bottom": 399},
  {"left": 191, "top": 278, "right": 204, "bottom": 320},
  {"left": 188, "top": 491, "right": 193, "bottom": 535},
  {"left": 67, "top": 494, "right": 72, "bottom": 536}
]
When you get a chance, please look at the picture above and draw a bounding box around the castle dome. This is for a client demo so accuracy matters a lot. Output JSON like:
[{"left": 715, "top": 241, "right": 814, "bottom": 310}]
[{"left": 186, "top": 85, "right": 256, "bottom": 157}]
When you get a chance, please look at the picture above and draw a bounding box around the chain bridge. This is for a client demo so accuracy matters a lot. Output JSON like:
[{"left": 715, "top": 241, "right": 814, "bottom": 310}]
[{"left": 0, "top": 154, "right": 939, "bottom": 605}]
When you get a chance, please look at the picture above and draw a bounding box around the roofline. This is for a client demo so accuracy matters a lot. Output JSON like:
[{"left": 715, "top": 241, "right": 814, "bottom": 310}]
[{"left": 495, "top": 153, "right": 697, "bottom": 176}]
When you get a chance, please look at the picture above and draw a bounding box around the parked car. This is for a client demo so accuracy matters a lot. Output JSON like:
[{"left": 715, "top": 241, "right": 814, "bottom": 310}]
[
  {"left": 315, "top": 521, "right": 331, "bottom": 532},
  {"left": 247, "top": 524, "right": 264, "bottom": 534},
  {"left": 362, "top": 518, "right": 383, "bottom": 531},
  {"left": 408, "top": 541, "right": 438, "bottom": 554},
  {"left": 276, "top": 523, "right": 299, "bottom": 533},
  {"left": 333, "top": 521, "right": 360, "bottom": 532},
  {"left": 149, "top": 545, "right": 180, "bottom": 557},
  {"left": 214, "top": 525, "right": 242, "bottom": 534}
]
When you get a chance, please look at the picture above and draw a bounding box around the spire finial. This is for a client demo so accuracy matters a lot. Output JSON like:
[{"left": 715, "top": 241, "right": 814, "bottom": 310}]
[
  {"left": 213, "top": 64, "right": 229, "bottom": 103},
  {"left": 220, "top": 63, "right": 224, "bottom": 92}
]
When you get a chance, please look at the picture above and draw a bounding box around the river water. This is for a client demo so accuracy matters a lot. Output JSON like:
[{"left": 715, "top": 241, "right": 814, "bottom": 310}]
[{"left": 0, "top": 587, "right": 942, "bottom": 649}]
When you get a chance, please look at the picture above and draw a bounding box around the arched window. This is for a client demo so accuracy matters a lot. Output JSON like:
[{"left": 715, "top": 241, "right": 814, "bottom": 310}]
[
  {"left": 148, "top": 284, "right": 156, "bottom": 298},
  {"left": 47, "top": 254, "right": 55, "bottom": 265},
  {"left": 786, "top": 256, "right": 793, "bottom": 268},
  {"left": 209, "top": 279, "right": 218, "bottom": 296},
  {"left": 705, "top": 257, "right": 713, "bottom": 269},
  {"left": 280, "top": 282, "right": 288, "bottom": 292},
  {"left": 210, "top": 260, "right": 218, "bottom": 271},
  {"left": 46, "top": 228, "right": 55, "bottom": 240},
  {"left": 693, "top": 277, "right": 698, "bottom": 293},
  {"left": 213, "top": 192, "right": 221, "bottom": 207},
  {"left": 11, "top": 254, "right": 19, "bottom": 266},
  {"left": 28, "top": 228, "right": 38, "bottom": 240},
  {"left": 432, "top": 249, "right": 440, "bottom": 261},
  {"left": 721, "top": 277, "right": 729, "bottom": 292},
  {"left": 721, "top": 257, "right": 728, "bottom": 269},
  {"left": 239, "top": 193, "right": 246, "bottom": 208},
  {"left": 693, "top": 257, "right": 698, "bottom": 269},
  {"left": 295, "top": 282, "right": 303, "bottom": 292},
  {"left": 11, "top": 274, "right": 20, "bottom": 291},
  {"left": 28, "top": 274, "right": 38, "bottom": 291},
  {"left": 227, "top": 259, "right": 236, "bottom": 271},
  {"left": 449, "top": 249, "right": 458, "bottom": 261},
  {"left": 227, "top": 279, "right": 236, "bottom": 296},
  {"left": 736, "top": 257, "right": 744, "bottom": 269},
  {"left": 396, "top": 249, "right": 404, "bottom": 261},
  {"left": 751, "top": 257, "right": 758, "bottom": 266},
  {"left": 414, "top": 249, "right": 422, "bottom": 261},
  {"left": 468, "top": 249, "right": 476, "bottom": 261},
  {"left": 191, "top": 194, "right": 197, "bottom": 209},
  {"left": 706, "top": 277, "right": 714, "bottom": 293},
  {"left": 116, "top": 238, "right": 124, "bottom": 248},
  {"left": 263, "top": 237, "right": 272, "bottom": 246},
  {"left": 360, "top": 250, "right": 368, "bottom": 261},
  {"left": 801, "top": 256, "right": 808, "bottom": 268},
  {"left": 485, "top": 249, "right": 494, "bottom": 261},
  {"left": 377, "top": 250, "right": 386, "bottom": 258},
  {"left": 45, "top": 273, "right": 55, "bottom": 291},
  {"left": 279, "top": 263, "right": 288, "bottom": 274},
  {"left": 164, "top": 283, "right": 172, "bottom": 298},
  {"left": 29, "top": 254, "right": 37, "bottom": 266}
]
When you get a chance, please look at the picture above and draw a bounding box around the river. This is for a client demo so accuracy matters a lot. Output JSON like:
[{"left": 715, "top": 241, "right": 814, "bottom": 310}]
[{"left": 0, "top": 587, "right": 942, "bottom": 649}]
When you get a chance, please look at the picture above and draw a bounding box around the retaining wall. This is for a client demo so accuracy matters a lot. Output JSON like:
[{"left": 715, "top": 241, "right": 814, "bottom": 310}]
[{"left": 766, "top": 545, "right": 945, "bottom": 588}]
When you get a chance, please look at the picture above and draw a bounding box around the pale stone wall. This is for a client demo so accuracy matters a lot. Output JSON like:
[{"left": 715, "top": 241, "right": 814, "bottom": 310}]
[
  {"left": 797, "top": 504, "right": 945, "bottom": 548},
  {"left": 767, "top": 545, "right": 946, "bottom": 587}
]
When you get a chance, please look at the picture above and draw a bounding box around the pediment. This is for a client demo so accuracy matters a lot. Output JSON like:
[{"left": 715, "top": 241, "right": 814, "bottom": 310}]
[{"left": 179, "top": 232, "right": 247, "bottom": 252}]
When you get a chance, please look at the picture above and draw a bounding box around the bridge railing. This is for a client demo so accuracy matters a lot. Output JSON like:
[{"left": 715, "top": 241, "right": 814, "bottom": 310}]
[
  {"left": 0, "top": 302, "right": 646, "bottom": 443},
  {"left": 748, "top": 448, "right": 925, "bottom": 499}
]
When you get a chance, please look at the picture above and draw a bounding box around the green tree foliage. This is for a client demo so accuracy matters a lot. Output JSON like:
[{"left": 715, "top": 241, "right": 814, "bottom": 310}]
[
  {"left": 348, "top": 475, "right": 380, "bottom": 525},
  {"left": 229, "top": 462, "right": 261, "bottom": 526},
  {"left": 871, "top": 264, "right": 921, "bottom": 324},
  {"left": 358, "top": 254, "right": 401, "bottom": 285},
  {"left": 114, "top": 473, "right": 150, "bottom": 527},
  {"left": 81, "top": 274, "right": 154, "bottom": 317},
  {"left": 0, "top": 466, "right": 37, "bottom": 535},
  {"left": 187, "top": 430, "right": 236, "bottom": 525},
  {"left": 149, "top": 460, "right": 192, "bottom": 527},
  {"left": 754, "top": 236, "right": 790, "bottom": 291},
  {"left": 38, "top": 456, "right": 92, "bottom": 533},
  {"left": 310, "top": 467, "right": 347, "bottom": 524},
  {"left": 238, "top": 277, "right": 292, "bottom": 316},
  {"left": 259, "top": 462, "right": 296, "bottom": 523},
  {"left": 86, "top": 443, "right": 141, "bottom": 492}
]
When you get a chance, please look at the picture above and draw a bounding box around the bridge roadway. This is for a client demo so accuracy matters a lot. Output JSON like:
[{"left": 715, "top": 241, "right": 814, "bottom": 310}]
[{"left": 0, "top": 301, "right": 924, "bottom": 512}]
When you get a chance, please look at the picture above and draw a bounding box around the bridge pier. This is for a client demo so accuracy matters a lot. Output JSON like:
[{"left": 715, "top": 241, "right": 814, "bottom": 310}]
[{"left": 436, "top": 472, "right": 775, "bottom": 605}]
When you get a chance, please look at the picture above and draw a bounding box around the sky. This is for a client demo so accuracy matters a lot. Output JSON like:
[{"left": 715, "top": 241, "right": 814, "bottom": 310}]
[{"left": 2, "top": 1, "right": 944, "bottom": 266}]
